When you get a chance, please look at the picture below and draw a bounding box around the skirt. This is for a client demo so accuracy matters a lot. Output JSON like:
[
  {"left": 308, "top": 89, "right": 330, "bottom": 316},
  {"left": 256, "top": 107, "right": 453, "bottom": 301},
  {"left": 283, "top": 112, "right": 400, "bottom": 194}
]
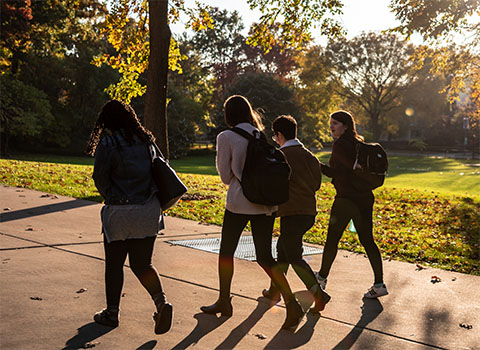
[{"left": 101, "top": 194, "right": 164, "bottom": 243}]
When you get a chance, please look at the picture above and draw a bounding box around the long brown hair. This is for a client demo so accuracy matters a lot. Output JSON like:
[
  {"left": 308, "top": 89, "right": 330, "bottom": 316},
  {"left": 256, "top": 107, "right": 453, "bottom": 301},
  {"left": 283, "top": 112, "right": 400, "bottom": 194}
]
[
  {"left": 85, "top": 100, "right": 155, "bottom": 156},
  {"left": 223, "top": 95, "right": 265, "bottom": 131},
  {"left": 330, "top": 110, "right": 364, "bottom": 142}
]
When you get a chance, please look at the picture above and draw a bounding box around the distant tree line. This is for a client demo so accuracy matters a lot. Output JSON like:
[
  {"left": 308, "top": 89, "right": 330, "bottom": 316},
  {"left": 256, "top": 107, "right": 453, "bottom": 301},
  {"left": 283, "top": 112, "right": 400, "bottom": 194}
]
[{"left": 1, "top": 0, "right": 478, "bottom": 158}]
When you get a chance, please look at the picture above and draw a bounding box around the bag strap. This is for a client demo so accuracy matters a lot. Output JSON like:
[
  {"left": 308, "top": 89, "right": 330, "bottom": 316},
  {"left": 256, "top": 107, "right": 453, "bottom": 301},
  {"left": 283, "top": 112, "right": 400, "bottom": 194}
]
[
  {"left": 149, "top": 141, "right": 167, "bottom": 162},
  {"left": 353, "top": 141, "right": 361, "bottom": 170}
]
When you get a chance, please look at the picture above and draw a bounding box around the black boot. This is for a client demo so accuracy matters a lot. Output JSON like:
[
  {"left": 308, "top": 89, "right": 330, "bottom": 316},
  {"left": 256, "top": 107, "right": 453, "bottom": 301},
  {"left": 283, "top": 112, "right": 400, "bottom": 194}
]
[
  {"left": 200, "top": 297, "right": 233, "bottom": 317},
  {"left": 309, "top": 284, "right": 331, "bottom": 314},
  {"left": 153, "top": 302, "right": 173, "bottom": 334},
  {"left": 281, "top": 299, "right": 304, "bottom": 330},
  {"left": 93, "top": 308, "right": 119, "bottom": 328}
]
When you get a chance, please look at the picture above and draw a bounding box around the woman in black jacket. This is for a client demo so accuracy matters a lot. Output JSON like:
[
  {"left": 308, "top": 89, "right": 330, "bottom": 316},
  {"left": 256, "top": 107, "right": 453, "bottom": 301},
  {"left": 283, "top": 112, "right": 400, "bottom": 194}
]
[
  {"left": 86, "top": 100, "right": 173, "bottom": 334},
  {"left": 316, "top": 110, "right": 388, "bottom": 298}
]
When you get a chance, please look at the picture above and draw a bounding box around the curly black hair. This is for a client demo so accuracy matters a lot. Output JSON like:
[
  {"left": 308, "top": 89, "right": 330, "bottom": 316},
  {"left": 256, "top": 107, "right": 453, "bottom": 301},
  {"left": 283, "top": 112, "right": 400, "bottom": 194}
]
[{"left": 85, "top": 100, "right": 155, "bottom": 156}]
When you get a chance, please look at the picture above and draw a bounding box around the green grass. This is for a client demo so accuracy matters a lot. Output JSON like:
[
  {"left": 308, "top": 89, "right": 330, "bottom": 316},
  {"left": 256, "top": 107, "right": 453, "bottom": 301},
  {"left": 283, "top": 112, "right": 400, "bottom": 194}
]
[
  {"left": 1, "top": 154, "right": 479, "bottom": 275},
  {"left": 8, "top": 152, "right": 480, "bottom": 198}
]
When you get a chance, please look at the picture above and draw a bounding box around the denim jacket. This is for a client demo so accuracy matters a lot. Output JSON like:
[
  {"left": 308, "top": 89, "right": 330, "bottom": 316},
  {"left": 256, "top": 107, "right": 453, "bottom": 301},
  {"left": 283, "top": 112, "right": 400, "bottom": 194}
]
[{"left": 93, "top": 130, "right": 158, "bottom": 205}]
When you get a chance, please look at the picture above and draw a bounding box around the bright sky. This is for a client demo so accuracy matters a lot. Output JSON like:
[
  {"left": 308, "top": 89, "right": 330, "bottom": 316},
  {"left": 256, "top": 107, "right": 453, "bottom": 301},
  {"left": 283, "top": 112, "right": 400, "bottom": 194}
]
[{"left": 170, "top": 0, "right": 418, "bottom": 45}]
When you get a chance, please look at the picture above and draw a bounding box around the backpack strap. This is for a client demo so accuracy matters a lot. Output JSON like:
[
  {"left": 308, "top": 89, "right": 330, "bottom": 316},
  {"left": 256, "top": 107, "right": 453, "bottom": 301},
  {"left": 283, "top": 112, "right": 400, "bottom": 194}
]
[
  {"left": 231, "top": 127, "right": 253, "bottom": 140},
  {"left": 231, "top": 127, "right": 267, "bottom": 141}
]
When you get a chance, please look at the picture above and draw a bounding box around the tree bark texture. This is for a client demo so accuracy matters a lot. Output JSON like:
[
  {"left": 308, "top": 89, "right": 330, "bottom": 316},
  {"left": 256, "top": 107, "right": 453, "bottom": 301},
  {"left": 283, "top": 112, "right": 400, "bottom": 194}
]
[{"left": 145, "top": 0, "right": 171, "bottom": 159}]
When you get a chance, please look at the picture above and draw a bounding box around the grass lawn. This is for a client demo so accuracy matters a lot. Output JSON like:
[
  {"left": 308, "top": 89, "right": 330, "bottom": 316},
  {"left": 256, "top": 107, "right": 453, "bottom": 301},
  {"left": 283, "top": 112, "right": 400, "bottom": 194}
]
[{"left": 1, "top": 153, "right": 479, "bottom": 275}]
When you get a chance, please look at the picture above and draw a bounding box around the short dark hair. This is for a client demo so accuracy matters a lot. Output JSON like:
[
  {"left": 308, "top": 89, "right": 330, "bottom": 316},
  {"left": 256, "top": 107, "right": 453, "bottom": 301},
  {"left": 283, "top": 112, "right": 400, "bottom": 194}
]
[{"left": 272, "top": 115, "right": 297, "bottom": 140}]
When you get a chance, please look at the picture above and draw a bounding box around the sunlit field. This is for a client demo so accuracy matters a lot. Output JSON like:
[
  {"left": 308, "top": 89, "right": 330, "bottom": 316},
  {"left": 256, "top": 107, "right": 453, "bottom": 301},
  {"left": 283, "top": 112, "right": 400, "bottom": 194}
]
[{"left": 1, "top": 154, "right": 479, "bottom": 275}]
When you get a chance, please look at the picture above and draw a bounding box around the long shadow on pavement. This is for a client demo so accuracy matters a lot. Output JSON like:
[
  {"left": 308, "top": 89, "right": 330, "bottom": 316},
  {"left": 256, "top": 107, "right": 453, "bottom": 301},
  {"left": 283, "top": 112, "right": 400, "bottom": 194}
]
[
  {"left": 331, "top": 298, "right": 384, "bottom": 350},
  {"left": 62, "top": 322, "right": 114, "bottom": 349},
  {"left": 264, "top": 312, "right": 320, "bottom": 349},
  {"left": 172, "top": 313, "right": 228, "bottom": 349},
  {"left": 214, "top": 297, "right": 274, "bottom": 350},
  {"left": 137, "top": 340, "right": 158, "bottom": 349},
  {"left": 1, "top": 199, "right": 97, "bottom": 222}
]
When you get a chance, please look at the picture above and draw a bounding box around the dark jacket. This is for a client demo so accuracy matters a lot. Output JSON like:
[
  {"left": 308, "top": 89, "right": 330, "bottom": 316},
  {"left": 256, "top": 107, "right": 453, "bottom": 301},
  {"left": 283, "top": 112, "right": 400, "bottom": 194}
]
[
  {"left": 321, "top": 135, "right": 372, "bottom": 198},
  {"left": 93, "top": 130, "right": 157, "bottom": 205},
  {"left": 277, "top": 144, "right": 321, "bottom": 217}
]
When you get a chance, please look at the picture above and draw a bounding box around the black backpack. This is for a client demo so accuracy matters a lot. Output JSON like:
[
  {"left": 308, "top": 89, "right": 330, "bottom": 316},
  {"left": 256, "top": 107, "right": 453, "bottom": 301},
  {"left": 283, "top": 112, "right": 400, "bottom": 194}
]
[
  {"left": 352, "top": 141, "right": 388, "bottom": 190},
  {"left": 231, "top": 127, "right": 291, "bottom": 205}
]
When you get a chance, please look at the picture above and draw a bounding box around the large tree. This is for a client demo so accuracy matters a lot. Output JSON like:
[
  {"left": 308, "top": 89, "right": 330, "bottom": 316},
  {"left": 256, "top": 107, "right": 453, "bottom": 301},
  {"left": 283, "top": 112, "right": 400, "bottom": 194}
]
[
  {"left": 243, "top": 23, "right": 300, "bottom": 82},
  {"left": 97, "top": 0, "right": 344, "bottom": 158},
  {"left": 145, "top": 0, "right": 171, "bottom": 158},
  {"left": 223, "top": 72, "right": 301, "bottom": 136},
  {"left": 295, "top": 45, "right": 340, "bottom": 148},
  {"left": 390, "top": 0, "right": 480, "bottom": 154},
  {"left": 189, "top": 7, "right": 246, "bottom": 99},
  {"left": 325, "top": 32, "right": 416, "bottom": 141},
  {"left": 0, "top": 0, "right": 110, "bottom": 155}
]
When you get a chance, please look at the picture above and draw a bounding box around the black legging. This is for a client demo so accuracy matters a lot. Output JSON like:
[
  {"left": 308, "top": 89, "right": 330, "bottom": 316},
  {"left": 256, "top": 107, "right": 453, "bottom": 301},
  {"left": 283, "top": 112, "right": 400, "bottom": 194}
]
[
  {"left": 218, "top": 209, "right": 295, "bottom": 301},
  {"left": 276, "top": 215, "right": 318, "bottom": 290},
  {"left": 319, "top": 194, "right": 384, "bottom": 284},
  {"left": 104, "top": 235, "right": 164, "bottom": 309}
]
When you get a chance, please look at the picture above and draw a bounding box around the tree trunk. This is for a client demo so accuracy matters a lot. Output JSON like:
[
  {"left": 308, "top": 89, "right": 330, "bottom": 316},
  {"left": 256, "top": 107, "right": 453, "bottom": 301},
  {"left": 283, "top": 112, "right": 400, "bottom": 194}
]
[
  {"left": 371, "top": 112, "right": 381, "bottom": 141},
  {"left": 145, "top": 0, "right": 171, "bottom": 159}
]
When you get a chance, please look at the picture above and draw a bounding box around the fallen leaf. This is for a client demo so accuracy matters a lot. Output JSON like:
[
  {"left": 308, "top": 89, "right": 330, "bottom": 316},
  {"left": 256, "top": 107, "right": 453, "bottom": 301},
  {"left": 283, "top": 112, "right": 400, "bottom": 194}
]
[
  {"left": 40, "top": 194, "right": 58, "bottom": 199},
  {"left": 459, "top": 323, "right": 473, "bottom": 330},
  {"left": 415, "top": 264, "right": 426, "bottom": 271}
]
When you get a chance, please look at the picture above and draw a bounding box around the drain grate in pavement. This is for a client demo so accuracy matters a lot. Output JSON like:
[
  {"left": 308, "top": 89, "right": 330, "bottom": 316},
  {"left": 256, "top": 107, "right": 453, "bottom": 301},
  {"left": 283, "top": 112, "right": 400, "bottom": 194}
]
[{"left": 166, "top": 235, "right": 323, "bottom": 261}]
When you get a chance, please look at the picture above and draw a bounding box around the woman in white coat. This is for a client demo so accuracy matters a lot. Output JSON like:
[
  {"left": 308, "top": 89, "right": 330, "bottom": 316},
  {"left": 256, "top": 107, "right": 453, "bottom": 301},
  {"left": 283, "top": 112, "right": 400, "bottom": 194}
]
[{"left": 200, "top": 95, "right": 304, "bottom": 330}]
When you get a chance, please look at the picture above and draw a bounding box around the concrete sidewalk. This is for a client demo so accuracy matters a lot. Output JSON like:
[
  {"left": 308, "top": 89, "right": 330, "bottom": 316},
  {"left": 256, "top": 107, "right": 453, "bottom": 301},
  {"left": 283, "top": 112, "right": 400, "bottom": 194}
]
[{"left": 0, "top": 185, "right": 478, "bottom": 350}]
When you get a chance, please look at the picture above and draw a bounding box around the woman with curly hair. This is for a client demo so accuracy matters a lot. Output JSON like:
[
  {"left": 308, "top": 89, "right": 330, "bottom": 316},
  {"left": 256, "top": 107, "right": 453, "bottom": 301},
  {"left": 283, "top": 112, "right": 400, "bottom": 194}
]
[{"left": 86, "top": 99, "right": 172, "bottom": 334}]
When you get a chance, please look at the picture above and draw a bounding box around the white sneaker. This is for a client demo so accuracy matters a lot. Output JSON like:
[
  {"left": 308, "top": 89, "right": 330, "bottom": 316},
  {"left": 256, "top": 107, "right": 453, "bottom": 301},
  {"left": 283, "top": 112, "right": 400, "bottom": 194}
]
[
  {"left": 364, "top": 284, "right": 388, "bottom": 298},
  {"left": 314, "top": 271, "right": 327, "bottom": 290}
]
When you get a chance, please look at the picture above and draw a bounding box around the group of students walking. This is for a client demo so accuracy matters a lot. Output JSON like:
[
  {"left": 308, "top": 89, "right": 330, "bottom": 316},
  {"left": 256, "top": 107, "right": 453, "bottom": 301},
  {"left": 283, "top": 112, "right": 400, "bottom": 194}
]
[{"left": 86, "top": 95, "right": 388, "bottom": 334}]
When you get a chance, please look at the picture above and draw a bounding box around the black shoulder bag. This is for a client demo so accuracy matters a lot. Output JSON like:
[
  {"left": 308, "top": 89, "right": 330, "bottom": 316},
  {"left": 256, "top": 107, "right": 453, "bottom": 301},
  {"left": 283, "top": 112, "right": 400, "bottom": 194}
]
[{"left": 149, "top": 142, "right": 187, "bottom": 211}]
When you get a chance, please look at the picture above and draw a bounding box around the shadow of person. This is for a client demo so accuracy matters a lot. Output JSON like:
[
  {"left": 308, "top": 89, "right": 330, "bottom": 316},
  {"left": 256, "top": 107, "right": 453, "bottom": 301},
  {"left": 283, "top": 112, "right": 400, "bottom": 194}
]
[
  {"left": 264, "top": 311, "right": 321, "bottom": 349},
  {"left": 62, "top": 322, "right": 114, "bottom": 349},
  {"left": 214, "top": 297, "right": 274, "bottom": 350},
  {"left": 171, "top": 312, "right": 228, "bottom": 350},
  {"left": 1, "top": 199, "right": 98, "bottom": 223},
  {"left": 332, "top": 298, "right": 384, "bottom": 350},
  {"left": 137, "top": 340, "right": 158, "bottom": 349}
]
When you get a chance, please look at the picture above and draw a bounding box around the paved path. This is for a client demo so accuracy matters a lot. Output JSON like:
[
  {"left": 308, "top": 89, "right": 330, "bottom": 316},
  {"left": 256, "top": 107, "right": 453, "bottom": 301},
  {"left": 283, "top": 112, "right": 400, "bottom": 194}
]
[{"left": 1, "top": 185, "right": 479, "bottom": 350}]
